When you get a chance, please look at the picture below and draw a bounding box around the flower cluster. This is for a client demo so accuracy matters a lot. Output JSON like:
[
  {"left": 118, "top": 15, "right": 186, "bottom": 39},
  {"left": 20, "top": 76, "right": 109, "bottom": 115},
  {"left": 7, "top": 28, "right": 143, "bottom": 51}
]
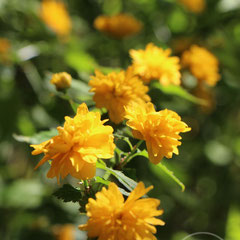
[
  {"left": 94, "top": 14, "right": 142, "bottom": 38},
  {"left": 41, "top": 0, "right": 72, "bottom": 36},
  {"left": 31, "top": 103, "right": 115, "bottom": 181},
  {"left": 179, "top": 0, "right": 205, "bottom": 13},
  {"left": 79, "top": 182, "right": 165, "bottom": 240},
  {"left": 181, "top": 45, "right": 220, "bottom": 86},
  {"left": 125, "top": 102, "right": 191, "bottom": 164},
  {"left": 129, "top": 43, "right": 181, "bottom": 85},
  {"left": 89, "top": 67, "right": 150, "bottom": 124}
]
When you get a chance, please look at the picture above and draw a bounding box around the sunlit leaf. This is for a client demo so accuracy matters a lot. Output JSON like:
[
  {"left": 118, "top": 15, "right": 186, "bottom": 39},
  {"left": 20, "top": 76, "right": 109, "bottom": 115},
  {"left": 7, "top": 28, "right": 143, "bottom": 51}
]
[
  {"left": 95, "top": 176, "right": 110, "bottom": 186},
  {"left": 150, "top": 162, "right": 185, "bottom": 192},
  {"left": 225, "top": 205, "right": 240, "bottom": 240},
  {"left": 65, "top": 50, "right": 97, "bottom": 73},
  {"left": 152, "top": 81, "right": 206, "bottom": 105},
  {"left": 96, "top": 161, "right": 138, "bottom": 191},
  {"left": 13, "top": 128, "right": 58, "bottom": 144}
]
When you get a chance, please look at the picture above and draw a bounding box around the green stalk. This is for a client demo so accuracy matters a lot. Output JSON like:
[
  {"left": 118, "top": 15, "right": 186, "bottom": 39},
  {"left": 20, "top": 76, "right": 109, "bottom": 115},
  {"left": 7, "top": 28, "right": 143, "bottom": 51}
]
[{"left": 120, "top": 140, "right": 144, "bottom": 168}]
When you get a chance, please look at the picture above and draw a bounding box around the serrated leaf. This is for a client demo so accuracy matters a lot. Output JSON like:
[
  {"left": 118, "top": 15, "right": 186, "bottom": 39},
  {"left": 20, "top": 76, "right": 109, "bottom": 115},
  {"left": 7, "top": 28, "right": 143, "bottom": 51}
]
[
  {"left": 13, "top": 128, "right": 58, "bottom": 144},
  {"left": 152, "top": 82, "right": 206, "bottom": 105},
  {"left": 96, "top": 161, "right": 138, "bottom": 191},
  {"left": 112, "top": 169, "right": 138, "bottom": 191},
  {"left": 118, "top": 187, "right": 130, "bottom": 196},
  {"left": 151, "top": 163, "right": 185, "bottom": 192},
  {"left": 53, "top": 184, "right": 82, "bottom": 203}
]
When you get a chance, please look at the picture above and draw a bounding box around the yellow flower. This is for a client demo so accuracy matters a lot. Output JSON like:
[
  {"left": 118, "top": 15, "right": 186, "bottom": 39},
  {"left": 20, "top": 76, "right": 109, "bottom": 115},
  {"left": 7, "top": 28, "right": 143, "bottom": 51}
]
[
  {"left": 41, "top": 0, "right": 72, "bottom": 36},
  {"left": 129, "top": 43, "right": 181, "bottom": 85},
  {"left": 0, "top": 38, "right": 11, "bottom": 63},
  {"left": 179, "top": 0, "right": 205, "bottom": 13},
  {"left": 51, "top": 72, "right": 72, "bottom": 90},
  {"left": 79, "top": 181, "right": 165, "bottom": 240},
  {"left": 94, "top": 14, "right": 142, "bottom": 38},
  {"left": 125, "top": 102, "right": 191, "bottom": 164},
  {"left": 0, "top": 38, "right": 10, "bottom": 55},
  {"left": 89, "top": 67, "right": 151, "bottom": 124},
  {"left": 54, "top": 224, "right": 75, "bottom": 240},
  {"left": 31, "top": 103, "right": 115, "bottom": 181},
  {"left": 181, "top": 45, "right": 220, "bottom": 86}
]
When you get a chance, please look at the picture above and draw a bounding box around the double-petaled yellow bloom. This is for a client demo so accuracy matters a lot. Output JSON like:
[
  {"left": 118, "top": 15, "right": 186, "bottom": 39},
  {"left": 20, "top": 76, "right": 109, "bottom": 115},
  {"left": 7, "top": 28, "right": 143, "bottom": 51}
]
[
  {"left": 94, "top": 14, "right": 142, "bottom": 38},
  {"left": 129, "top": 43, "right": 181, "bottom": 85},
  {"left": 31, "top": 103, "right": 115, "bottom": 181},
  {"left": 40, "top": 0, "right": 72, "bottom": 36},
  {"left": 51, "top": 72, "right": 72, "bottom": 90},
  {"left": 125, "top": 102, "right": 191, "bottom": 164},
  {"left": 179, "top": 0, "right": 205, "bottom": 13},
  {"left": 89, "top": 67, "right": 150, "bottom": 124},
  {"left": 181, "top": 45, "right": 220, "bottom": 86},
  {"left": 79, "top": 182, "right": 165, "bottom": 240}
]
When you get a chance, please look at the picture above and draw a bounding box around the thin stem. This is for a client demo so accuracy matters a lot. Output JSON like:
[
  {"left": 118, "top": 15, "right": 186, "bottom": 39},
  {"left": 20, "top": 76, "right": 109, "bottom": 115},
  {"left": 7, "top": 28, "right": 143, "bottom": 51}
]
[
  {"left": 120, "top": 140, "right": 144, "bottom": 168},
  {"left": 83, "top": 180, "right": 89, "bottom": 188}
]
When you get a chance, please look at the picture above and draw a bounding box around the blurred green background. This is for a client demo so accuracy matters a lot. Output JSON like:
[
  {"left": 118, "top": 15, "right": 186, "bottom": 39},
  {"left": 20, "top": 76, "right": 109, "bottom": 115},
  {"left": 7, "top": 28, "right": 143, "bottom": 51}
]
[{"left": 0, "top": 0, "right": 240, "bottom": 239}]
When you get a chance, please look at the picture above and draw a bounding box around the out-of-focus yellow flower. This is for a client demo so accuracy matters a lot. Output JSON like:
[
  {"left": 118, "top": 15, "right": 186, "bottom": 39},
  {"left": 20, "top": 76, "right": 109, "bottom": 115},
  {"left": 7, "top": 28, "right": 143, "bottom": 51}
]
[
  {"left": 0, "top": 38, "right": 10, "bottom": 55},
  {"left": 89, "top": 67, "right": 150, "bottom": 124},
  {"left": 54, "top": 224, "right": 75, "bottom": 240},
  {"left": 94, "top": 14, "right": 142, "bottom": 38},
  {"left": 194, "top": 84, "right": 216, "bottom": 114},
  {"left": 0, "top": 38, "right": 11, "bottom": 63},
  {"left": 41, "top": 0, "right": 72, "bottom": 36},
  {"left": 79, "top": 181, "right": 165, "bottom": 240},
  {"left": 181, "top": 45, "right": 220, "bottom": 86},
  {"left": 31, "top": 103, "right": 115, "bottom": 182},
  {"left": 129, "top": 43, "right": 181, "bottom": 85},
  {"left": 125, "top": 102, "right": 191, "bottom": 164},
  {"left": 179, "top": 0, "right": 205, "bottom": 13},
  {"left": 51, "top": 72, "right": 72, "bottom": 90}
]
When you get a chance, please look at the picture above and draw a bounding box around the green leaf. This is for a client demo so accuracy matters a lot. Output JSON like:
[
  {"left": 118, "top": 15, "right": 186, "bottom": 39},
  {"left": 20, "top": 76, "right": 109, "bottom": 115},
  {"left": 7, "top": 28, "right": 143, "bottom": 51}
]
[
  {"left": 111, "top": 169, "right": 138, "bottom": 191},
  {"left": 53, "top": 184, "right": 82, "bottom": 203},
  {"left": 68, "top": 79, "right": 91, "bottom": 97},
  {"left": 225, "top": 205, "right": 240, "bottom": 240},
  {"left": 118, "top": 187, "right": 130, "bottom": 196},
  {"left": 65, "top": 50, "right": 97, "bottom": 73},
  {"left": 69, "top": 100, "right": 80, "bottom": 113},
  {"left": 13, "top": 128, "right": 58, "bottom": 144},
  {"left": 152, "top": 82, "right": 206, "bottom": 105},
  {"left": 96, "top": 161, "right": 138, "bottom": 191},
  {"left": 51, "top": 79, "right": 92, "bottom": 102},
  {"left": 130, "top": 149, "right": 149, "bottom": 160},
  {"left": 151, "top": 162, "right": 185, "bottom": 192},
  {"left": 114, "top": 133, "right": 133, "bottom": 151},
  {"left": 95, "top": 176, "right": 110, "bottom": 186}
]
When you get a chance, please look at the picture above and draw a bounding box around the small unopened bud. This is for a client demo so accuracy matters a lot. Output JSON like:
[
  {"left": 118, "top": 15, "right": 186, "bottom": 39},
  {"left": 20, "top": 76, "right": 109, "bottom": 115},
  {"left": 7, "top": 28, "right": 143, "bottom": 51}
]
[{"left": 51, "top": 72, "right": 72, "bottom": 90}]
